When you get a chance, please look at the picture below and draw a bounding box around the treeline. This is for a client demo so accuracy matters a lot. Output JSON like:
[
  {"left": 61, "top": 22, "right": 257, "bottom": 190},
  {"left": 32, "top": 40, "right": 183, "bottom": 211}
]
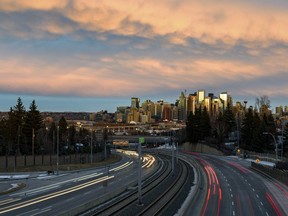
[
  {"left": 186, "top": 103, "right": 288, "bottom": 156},
  {"left": 0, "top": 98, "right": 103, "bottom": 156}
]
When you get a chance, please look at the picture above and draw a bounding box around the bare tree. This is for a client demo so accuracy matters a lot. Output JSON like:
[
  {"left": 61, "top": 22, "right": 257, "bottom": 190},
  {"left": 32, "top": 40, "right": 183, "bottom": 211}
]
[{"left": 255, "top": 95, "right": 271, "bottom": 112}]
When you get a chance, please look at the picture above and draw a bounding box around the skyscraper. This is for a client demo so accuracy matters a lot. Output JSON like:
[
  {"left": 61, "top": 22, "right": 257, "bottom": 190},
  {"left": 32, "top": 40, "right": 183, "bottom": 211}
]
[
  {"left": 131, "top": 97, "right": 140, "bottom": 109},
  {"left": 178, "top": 91, "right": 187, "bottom": 121},
  {"left": 198, "top": 90, "right": 205, "bottom": 103}
]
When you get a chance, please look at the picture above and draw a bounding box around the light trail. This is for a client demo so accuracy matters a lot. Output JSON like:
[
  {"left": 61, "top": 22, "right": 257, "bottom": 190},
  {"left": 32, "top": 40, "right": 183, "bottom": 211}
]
[{"left": 0, "top": 175, "right": 114, "bottom": 214}]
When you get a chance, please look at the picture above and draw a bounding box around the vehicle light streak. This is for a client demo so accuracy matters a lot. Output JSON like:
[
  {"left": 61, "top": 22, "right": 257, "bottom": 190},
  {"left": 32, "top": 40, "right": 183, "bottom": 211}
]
[
  {"left": 0, "top": 198, "right": 21, "bottom": 207},
  {"left": 226, "top": 161, "right": 251, "bottom": 174},
  {"left": 266, "top": 192, "right": 284, "bottom": 216},
  {"left": 0, "top": 175, "right": 114, "bottom": 214},
  {"left": 274, "top": 182, "right": 288, "bottom": 199},
  {"left": 142, "top": 155, "right": 155, "bottom": 168},
  {"left": 109, "top": 161, "right": 133, "bottom": 172},
  {"left": 202, "top": 164, "right": 221, "bottom": 216},
  {"left": 12, "top": 172, "right": 104, "bottom": 197},
  {"left": 73, "top": 172, "right": 103, "bottom": 182}
]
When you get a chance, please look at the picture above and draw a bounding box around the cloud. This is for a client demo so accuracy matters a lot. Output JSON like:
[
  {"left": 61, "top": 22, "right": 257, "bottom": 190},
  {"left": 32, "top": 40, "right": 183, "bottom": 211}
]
[
  {"left": 1, "top": 0, "right": 288, "bottom": 44},
  {"left": 1, "top": 0, "right": 288, "bottom": 109},
  {"left": 0, "top": 0, "right": 68, "bottom": 11}
]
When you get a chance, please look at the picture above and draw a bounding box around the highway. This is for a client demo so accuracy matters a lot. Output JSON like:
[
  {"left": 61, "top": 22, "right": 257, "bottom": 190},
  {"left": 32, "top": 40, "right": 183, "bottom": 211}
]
[
  {"left": 1, "top": 147, "right": 287, "bottom": 216},
  {"left": 0, "top": 150, "right": 157, "bottom": 216},
  {"left": 183, "top": 151, "right": 287, "bottom": 216}
]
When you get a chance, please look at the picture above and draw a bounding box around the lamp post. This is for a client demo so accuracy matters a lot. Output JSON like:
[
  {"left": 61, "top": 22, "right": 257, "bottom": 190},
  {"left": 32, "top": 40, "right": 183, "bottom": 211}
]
[
  {"left": 236, "top": 112, "right": 240, "bottom": 150},
  {"left": 57, "top": 126, "right": 59, "bottom": 175},
  {"left": 90, "top": 129, "right": 93, "bottom": 164},
  {"left": 32, "top": 128, "right": 35, "bottom": 165},
  {"left": 263, "top": 132, "right": 278, "bottom": 161}
]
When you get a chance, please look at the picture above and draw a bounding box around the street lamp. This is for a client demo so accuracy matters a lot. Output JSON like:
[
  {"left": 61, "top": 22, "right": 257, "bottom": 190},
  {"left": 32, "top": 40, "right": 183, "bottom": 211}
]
[
  {"left": 263, "top": 132, "right": 278, "bottom": 161},
  {"left": 57, "top": 125, "right": 59, "bottom": 175},
  {"left": 236, "top": 113, "right": 240, "bottom": 150},
  {"left": 90, "top": 128, "right": 93, "bottom": 164}
]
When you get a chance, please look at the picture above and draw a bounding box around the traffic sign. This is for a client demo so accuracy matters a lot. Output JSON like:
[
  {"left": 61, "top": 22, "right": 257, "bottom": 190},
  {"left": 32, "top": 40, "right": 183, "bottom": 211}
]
[{"left": 139, "top": 137, "right": 145, "bottom": 144}]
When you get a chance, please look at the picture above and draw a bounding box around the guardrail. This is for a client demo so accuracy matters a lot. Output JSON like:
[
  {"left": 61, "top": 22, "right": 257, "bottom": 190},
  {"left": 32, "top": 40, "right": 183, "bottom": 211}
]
[{"left": 251, "top": 162, "right": 288, "bottom": 186}]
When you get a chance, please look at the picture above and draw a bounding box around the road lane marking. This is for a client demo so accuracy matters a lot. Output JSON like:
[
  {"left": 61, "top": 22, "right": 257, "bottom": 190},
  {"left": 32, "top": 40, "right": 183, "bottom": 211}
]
[
  {"left": 31, "top": 208, "right": 51, "bottom": 216},
  {"left": 260, "top": 201, "right": 263, "bottom": 206},
  {"left": 0, "top": 175, "right": 114, "bottom": 214}
]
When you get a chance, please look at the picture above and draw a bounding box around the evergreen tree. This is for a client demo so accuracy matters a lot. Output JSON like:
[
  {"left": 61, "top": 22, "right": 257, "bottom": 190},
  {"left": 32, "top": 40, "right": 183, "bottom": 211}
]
[
  {"left": 241, "top": 107, "right": 254, "bottom": 150},
  {"left": 223, "top": 103, "right": 235, "bottom": 134},
  {"left": 186, "top": 111, "right": 194, "bottom": 143},
  {"left": 283, "top": 123, "right": 288, "bottom": 157},
  {"left": 251, "top": 112, "right": 264, "bottom": 152},
  {"left": 0, "top": 118, "right": 9, "bottom": 155},
  {"left": 200, "top": 106, "right": 211, "bottom": 140},
  {"left": 185, "top": 108, "right": 203, "bottom": 144},
  {"left": 214, "top": 111, "right": 226, "bottom": 146},
  {"left": 262, "top": 113, "right": 275, "bottom": 151},
  {"left": 193, "top": 107, "right": 202, "bottom": 142},
  {"left": 8, "top": 97, "right": 26, "bottom": 155},
  {"left": 23, "top": 100, "right": 43, "bottom": 154}
]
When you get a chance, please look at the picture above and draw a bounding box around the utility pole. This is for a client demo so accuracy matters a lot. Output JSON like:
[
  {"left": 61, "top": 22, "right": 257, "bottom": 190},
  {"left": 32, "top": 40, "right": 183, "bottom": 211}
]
[
  {"left": 57, "top": 126, "right": 59, "bottom": 175},
  {"left": 32, "top": 128, "right": 35, "bottom": 165},
  {"left": 90, "top": 129, "right": 93, "bottom": 164},
  {"left": 138, "top": 137, "right": 144, "bottom": 206}
]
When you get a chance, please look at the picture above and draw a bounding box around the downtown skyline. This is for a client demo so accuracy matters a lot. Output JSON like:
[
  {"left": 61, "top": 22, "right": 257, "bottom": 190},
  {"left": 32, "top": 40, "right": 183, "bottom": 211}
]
[{"left": 1, "top": 0, "right": 288, "bottom": 112}]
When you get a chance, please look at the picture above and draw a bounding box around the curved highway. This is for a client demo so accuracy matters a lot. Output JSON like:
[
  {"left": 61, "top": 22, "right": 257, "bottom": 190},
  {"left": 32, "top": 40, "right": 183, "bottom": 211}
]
[
  {"left": 0, "top": 151, "right": 157, "bottom": 216},
  {"left": 183, "top": 151, "right": 288, "bottom": 216}
]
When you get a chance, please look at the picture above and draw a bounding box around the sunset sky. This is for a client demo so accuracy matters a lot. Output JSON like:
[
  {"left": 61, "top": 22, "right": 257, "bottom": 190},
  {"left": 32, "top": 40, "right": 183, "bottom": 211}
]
[{"left": 1, "top": 0, "right": 288, "bottom": 112}]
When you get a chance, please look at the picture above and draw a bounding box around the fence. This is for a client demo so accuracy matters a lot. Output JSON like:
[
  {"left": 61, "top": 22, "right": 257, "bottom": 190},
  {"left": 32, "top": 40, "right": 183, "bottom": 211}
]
[
  {"left": 0, "top": 152, "right": 106, "bottom": 171},
  {"left": 243, "top": 150, "right": 288, "bottom": 163}
]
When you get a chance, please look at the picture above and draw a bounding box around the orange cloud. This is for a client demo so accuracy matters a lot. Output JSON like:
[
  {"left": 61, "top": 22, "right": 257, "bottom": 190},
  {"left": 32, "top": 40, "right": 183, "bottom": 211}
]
[
  {"left": 1, "top": 0, "right": 288, "bottom": 44},
  {"left": 0, "top": 0, "right": 68, "bottom": 11}
]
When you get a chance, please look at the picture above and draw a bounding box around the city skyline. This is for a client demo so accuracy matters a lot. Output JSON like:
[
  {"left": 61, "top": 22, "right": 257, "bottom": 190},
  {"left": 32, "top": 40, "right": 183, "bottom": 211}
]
[
  {"left": 1, "top": 1, "right": 288, "bottom": 112},
  {"left": 0, "top": 91, "right": 286, "bottom": 114}
]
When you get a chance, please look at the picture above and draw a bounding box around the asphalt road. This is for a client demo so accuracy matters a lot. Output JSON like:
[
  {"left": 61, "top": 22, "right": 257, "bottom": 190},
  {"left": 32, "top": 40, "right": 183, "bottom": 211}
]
[
  {"left": 185, "top": 152, "right": 288, "bottom": 216},
  {"left": 0, "top": 151, "right": 156, "bottom": 216}
]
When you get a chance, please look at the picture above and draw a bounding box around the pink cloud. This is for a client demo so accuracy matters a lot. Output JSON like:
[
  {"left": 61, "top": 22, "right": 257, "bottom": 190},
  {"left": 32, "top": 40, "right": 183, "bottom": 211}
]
[{"left": 1, "top": 0, "right": 288, "bottom": 44}]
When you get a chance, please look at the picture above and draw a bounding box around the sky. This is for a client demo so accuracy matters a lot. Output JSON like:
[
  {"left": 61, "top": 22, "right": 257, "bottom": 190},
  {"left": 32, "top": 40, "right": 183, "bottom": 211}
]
[{"left": 1, "top": 0, "right": 288, "bottom": 112}]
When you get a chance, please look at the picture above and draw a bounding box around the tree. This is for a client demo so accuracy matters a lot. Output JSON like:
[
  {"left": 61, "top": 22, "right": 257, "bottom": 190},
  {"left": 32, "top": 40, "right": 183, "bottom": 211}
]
[
  {"left": 262, "top": 113, "right": 275, "bottom": 151},
  {"left": 223, "top": 103, "right": 235, "bottom": 134},
  {"left": 241, "top": 107, "right": 254, "bottom": 150},
  {"left": 283, "top": 123, "right": 288, "bottom": 157},
  {"left": 8, "top": 97, "right": 26, "bottom": 155},
  {"left": 214, "top": 112, "right": 226, "bottom": 147},
  {"left": 23, "top": 100, "right": 43, "bottom": 154},
  {"left": 200, "top": 106, "right": 211, "bottom": 140},
  {"left": 58, "top": 116, "right": 68, "bottom": 154},
  {"left": 186, "top": 108, "right": 203, "bottom": 144},
  {"left": 250, "top": 112, "right": 264, "bottom": 152},
  {"left": 0, "top": 118, "right": 9, "bottom": 155},
  {"left": 186, "top": 111, "right": 194, "bottom": 143},
  {"left": 67, "top": 126, "right": 77, "bottom": 153},
  {"left": 255, "top": 95, "right": 271, "bottom": 112}
]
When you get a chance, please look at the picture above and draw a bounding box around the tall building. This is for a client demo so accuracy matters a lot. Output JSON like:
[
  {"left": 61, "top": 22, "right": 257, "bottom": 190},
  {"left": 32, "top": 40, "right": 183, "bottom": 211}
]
[
  {"left": 178, "top": 91, "right": 187, "bottom": 121},
  {"left": 187, "top": 93, "right": 197, "bottom": 115},
  {"left": 131, "top": 97, "right": 140, "bottom": 109},
  {"left": 204, "top": 97, "right": 211, "bottom": 112},
  {"left": 275, "top": 106, "right": 283, "bottom": 116},
  {"left": 198, "top": 90, "right": 205, "bottom": 104}
]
